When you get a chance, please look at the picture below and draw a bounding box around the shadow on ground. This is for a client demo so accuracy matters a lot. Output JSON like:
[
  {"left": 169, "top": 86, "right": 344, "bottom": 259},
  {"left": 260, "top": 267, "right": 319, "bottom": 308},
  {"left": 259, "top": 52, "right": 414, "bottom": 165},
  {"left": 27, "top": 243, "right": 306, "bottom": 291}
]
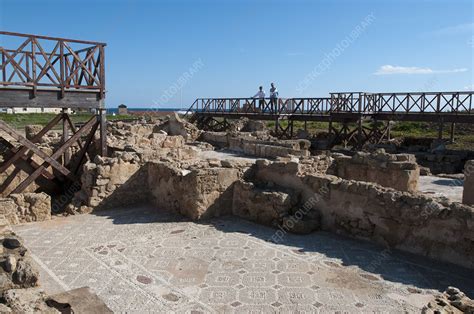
[
  {"left": 432, "top": 179, "right": 463, "bottom": 186},
  {"left": 92, "top": 205, "right": 474, "bottom": 298}
]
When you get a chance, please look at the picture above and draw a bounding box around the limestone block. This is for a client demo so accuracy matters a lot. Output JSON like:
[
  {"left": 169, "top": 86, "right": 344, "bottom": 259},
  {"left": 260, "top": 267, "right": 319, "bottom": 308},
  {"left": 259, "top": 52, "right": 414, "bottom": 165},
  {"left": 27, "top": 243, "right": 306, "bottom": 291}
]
[
  {"left": 162, "top": 135, "right": 185, "bottom": 148},
  {"left": 8, "top": 193, "right": 50, "bottom": 223},
  {"left": 232, "top": 181, "right": 294, "bottom": 225},
  {"left": 0, "top": 199, "right": 19, "bottom": 225},
  {"left": 24, "top": 125, "right": 43, "bottom": 141}
]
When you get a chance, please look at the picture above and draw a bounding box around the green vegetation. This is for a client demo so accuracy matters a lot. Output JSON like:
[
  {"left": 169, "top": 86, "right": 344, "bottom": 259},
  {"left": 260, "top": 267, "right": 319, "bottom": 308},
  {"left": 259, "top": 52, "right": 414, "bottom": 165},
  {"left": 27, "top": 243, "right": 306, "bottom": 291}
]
[{"left": 0, "top": 113, "right": 133, "bottom": 130}]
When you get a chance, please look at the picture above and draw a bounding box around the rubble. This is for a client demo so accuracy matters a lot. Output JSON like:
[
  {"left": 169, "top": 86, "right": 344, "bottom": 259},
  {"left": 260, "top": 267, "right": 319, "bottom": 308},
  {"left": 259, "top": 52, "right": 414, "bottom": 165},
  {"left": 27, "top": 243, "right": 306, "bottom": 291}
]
[
  {"left": 423, "top": 287, "right": 474, "bottom": 313},
  {"left": 154, "top": 112, "right": 202, "bottom": 141}
]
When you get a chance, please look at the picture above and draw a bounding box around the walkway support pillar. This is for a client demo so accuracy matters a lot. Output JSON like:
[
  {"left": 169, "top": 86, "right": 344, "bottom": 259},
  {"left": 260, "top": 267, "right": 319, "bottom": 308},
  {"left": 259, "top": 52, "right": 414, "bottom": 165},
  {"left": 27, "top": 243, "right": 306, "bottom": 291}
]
[
  {"left": 62, "top": 108, "right": 70, "bottom": 165},
  {"left": 450, "top": 122, "right": 455, "bottom": 144},
  {"left": 438, "top": 120, "right": 444, "bottom": 140}
]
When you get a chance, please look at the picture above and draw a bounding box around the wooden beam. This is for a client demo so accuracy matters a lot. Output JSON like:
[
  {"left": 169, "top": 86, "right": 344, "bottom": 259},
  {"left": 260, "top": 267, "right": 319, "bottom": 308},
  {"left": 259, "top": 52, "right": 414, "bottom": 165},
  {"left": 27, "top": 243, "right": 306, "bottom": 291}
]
[
  {"left": 0, "top": 88, "right": 103, "bottom": 109},
  {"left": 64, "top": 114, "right": 85, "bottom": 151},
  {"left": 62, "top": 110, "right": 70, "bottom": 165},
  {"left": 99, "top": 109, "right": 107, "bottom": 156},
  {"left": 0, "top": 113, "right": 62, "bottom": 173},
  {"left": 71, "top": 120, "right": 99, "bottom": 174},
  {"left": 0, "top": 120, "right": 72, "bottom": 178},
  {"left": 0, "top": 31, "right": 107, "bottom": 46},
  {"left": 10, "top": 116, "right": 97, "bottom": 194}
]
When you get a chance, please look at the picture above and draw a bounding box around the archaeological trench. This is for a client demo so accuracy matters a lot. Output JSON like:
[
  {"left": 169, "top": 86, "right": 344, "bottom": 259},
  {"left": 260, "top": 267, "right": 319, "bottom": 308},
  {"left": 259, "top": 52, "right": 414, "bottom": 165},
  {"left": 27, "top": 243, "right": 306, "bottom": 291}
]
[{"left": 0, "top": 113, "right": 473, "bottom": 313}]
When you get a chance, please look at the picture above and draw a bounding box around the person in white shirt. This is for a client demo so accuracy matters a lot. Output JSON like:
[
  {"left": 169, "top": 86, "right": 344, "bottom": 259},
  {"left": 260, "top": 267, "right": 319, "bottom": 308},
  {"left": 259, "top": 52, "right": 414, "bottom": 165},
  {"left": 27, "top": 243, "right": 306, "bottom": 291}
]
[
  {"left": 252, "top": 86, "right": 266, "bottom": 111},
  {"left": 269, "top": 83, "right": 278, "bottom": 112}
]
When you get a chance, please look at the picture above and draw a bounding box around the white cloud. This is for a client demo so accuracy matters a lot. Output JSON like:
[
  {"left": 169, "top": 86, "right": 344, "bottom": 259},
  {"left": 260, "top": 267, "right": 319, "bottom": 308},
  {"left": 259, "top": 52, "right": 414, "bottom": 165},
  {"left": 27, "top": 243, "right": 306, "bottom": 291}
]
[
  {"left": 374, "top": 65, "right": 468, "bottom": 75},
  {"left": 433, "top": 22, "right": 474, "bottom": 35}
]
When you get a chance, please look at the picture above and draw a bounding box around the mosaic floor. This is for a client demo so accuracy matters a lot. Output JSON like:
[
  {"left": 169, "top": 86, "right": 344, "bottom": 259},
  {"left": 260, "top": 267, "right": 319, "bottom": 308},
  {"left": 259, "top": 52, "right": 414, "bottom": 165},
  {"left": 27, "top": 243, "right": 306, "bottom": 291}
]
[{"left": 13, "top": 206, "right": 474, "bottom": 313}]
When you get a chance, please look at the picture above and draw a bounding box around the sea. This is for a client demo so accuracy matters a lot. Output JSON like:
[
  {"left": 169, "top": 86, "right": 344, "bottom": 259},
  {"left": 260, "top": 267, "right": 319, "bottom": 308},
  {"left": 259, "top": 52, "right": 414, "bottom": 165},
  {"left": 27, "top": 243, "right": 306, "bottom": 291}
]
[{"left": 106, "top": 108, "right": 186, "bottom": 115}]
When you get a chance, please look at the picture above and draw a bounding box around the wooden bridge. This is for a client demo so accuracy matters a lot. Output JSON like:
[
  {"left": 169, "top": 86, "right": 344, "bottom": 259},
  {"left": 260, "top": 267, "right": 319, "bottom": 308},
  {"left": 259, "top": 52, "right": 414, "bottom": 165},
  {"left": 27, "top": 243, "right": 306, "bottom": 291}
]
[
  {"left": 0, "top": 31, "right": 106, "bottom": 197},
  {"left": 185, "top": 91, "right": 474, "bottom": 147}
]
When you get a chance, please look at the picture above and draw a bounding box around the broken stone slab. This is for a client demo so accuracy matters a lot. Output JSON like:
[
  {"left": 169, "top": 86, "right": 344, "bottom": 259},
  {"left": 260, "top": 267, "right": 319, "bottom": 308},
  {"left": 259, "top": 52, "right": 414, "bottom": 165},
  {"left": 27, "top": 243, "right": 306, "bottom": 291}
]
[{"left": 46, "top": 287, "right": 113, "bottom": 313}]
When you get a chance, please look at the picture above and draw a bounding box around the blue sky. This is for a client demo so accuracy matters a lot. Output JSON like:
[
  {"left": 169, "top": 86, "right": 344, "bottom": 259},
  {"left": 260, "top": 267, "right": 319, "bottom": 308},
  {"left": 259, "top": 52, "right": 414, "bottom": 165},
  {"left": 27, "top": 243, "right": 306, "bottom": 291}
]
[{"left": 1, "top": 0, "right": 473, "bottom": 108}]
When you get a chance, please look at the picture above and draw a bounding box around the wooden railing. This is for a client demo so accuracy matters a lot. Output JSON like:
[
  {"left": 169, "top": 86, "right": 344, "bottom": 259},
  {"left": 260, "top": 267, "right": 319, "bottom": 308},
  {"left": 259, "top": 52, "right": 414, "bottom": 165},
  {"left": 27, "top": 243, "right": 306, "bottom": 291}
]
[
  {"left": 0, "top": 31, "right": 106, "bottom": 98},
  {"left": 186, "top": 91, "right": 474, "bottom": 116}
]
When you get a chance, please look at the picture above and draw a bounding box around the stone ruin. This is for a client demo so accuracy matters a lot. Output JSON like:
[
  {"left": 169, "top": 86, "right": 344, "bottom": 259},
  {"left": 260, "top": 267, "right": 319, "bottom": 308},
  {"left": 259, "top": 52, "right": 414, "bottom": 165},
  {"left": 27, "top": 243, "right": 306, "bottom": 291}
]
[
  {"left": 366, "top": 137, "right": 474, "bottom": 175},
  {"left": 60, "top": 132, "right": 472, "bottom": 269},
  {"left": 328, "top": 150, "right": 420, "bottom": 192},
  {"left": 0, "top": 114, "right": 474, "bottom": 309},
  {"left": 200, "top": 131, "right": 311, "bottom": 159}
]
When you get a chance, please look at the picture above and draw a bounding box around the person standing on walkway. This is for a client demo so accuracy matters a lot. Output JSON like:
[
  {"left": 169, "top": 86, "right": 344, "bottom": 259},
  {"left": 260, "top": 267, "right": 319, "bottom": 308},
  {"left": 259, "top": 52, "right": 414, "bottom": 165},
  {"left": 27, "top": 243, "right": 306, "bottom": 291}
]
[
  {"left": 252, "top": 86, "right": 266, "bottom": 111},
  {"left": 269, "top": 83, "right": 279, "bottom": 112}
]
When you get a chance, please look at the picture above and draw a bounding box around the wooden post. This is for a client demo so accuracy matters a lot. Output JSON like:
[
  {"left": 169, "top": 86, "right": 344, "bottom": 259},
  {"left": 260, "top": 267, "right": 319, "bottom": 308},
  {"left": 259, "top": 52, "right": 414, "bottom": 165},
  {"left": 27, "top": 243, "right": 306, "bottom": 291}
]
[
  {"left": 99, "top": 109, "right": 107, "bottom": 156},
  {"left": 1, "top": 49, "right": 5, "bottom": 85},
  {"left": 438, "top": 120, "right": 443, "bottom": 140},
  {"left": 62, "top": 109, "right": 70, "bottom": 165},
  {"left": 357, "top": 117, "right": 363, "bottom": 148},
  {"left": 386, "top": 121, "right": 391, "bottom": 140},
  {"left": 59, "top": 40, "right": 65, "bottom": 98},
  {"left": 31, "top": 38, "right": 37, "bottom": 97},
  {"left": 450, "top": 122, "right": 455, "bottom": 144},
  {"left": 343, "top": 122, "right": 348, "bottom": 148}
]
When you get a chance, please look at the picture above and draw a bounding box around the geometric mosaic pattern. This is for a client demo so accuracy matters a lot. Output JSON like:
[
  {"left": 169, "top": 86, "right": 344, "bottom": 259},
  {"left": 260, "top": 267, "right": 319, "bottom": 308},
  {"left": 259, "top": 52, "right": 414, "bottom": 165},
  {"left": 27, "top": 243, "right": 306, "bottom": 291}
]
[{"left": 13, "top": 206, "right": 474, "bottom": 313}]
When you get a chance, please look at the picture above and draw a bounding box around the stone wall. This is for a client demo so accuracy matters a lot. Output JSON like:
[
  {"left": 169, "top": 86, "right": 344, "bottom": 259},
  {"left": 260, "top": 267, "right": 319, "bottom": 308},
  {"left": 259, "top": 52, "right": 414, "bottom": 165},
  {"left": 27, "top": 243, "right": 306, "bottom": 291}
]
[
  {"left": 249, "top": 160, "right": 474, "bottom": 269},
  {"left": 370, "top": 139, "right": 474, "bottom": 174},
  {"left": 68, "top": 152, "right": 148, "bottom": 213},
  {"left": 148, "top": 160, "right": 247, "bottom": 220},
  {"left": 69, "top": 154, "right": 252, "bottom": 220},
  {"left": 414, "top": 151, "right": 470, "bottom": 174},
  {"left": 329, "top": 151, "right": 419, "bottom": 192},
  {"left": 0, "top": 193, "right": 51, "bottom": 225},
  {"left": 200, "top": 131, "right": 311, "bottom": 158}
]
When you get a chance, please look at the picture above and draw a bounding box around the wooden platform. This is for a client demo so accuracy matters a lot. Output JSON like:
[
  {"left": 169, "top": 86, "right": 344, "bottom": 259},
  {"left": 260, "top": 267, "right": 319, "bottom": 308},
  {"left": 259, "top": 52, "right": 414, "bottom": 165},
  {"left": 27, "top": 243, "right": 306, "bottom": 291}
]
[{"left": 0, "top": 31, "right": 107, "bottom": 197}]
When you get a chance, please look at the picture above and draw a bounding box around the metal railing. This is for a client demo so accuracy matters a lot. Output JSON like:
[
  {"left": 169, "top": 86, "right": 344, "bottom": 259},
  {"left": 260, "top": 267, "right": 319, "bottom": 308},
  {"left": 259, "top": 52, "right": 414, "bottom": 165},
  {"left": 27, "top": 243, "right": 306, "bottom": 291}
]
[{"left": 0, "top": 31, "right": 106, "bottom": 98}]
